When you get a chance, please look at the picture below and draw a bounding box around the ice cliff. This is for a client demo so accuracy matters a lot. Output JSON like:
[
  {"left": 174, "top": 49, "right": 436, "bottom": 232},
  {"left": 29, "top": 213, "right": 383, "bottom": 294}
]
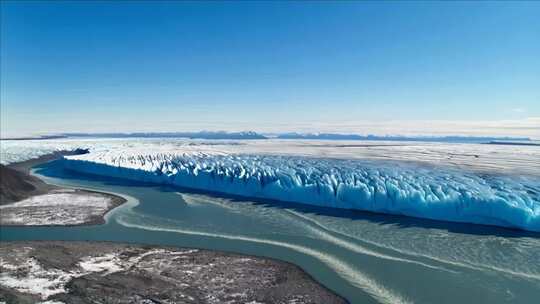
[{"left": 62, "top": 150, "right": 540, "bottom": 232}]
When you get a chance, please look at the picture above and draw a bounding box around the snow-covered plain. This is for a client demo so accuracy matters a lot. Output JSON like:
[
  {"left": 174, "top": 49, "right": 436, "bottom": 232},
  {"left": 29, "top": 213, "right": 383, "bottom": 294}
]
[
  {"left": 0, "top": 189, "right": 115, "bottom": 226},
  {"left": 2, "top": 138, "right": 539, "bottom": 231}
]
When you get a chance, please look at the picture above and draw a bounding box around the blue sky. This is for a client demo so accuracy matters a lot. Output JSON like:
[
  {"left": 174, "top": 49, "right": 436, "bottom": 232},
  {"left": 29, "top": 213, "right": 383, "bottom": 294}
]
[{"left": 1, "top": 1, "right": 539, "bottom": 138}]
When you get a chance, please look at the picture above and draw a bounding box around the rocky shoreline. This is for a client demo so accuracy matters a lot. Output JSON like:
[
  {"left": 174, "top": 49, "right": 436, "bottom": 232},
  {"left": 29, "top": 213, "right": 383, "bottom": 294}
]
[
  {"left": 0, "top": 151, "right": 126, "bottom": 226},
  {"left": 0, "top": 241, "right": 347, "bottom": 304}
]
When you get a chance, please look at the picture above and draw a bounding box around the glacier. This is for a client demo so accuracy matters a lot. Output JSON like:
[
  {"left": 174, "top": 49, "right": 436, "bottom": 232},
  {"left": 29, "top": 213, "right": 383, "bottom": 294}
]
[{"left": 61, "top": 148, "right": 540, "bottom": 232}]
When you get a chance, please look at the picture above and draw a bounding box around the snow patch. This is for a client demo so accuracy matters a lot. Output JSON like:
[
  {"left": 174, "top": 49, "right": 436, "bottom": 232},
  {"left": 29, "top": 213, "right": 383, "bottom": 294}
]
[
  {"left": 0, "top": 257, "right": 74, "bottom": 299},
  {"left": 78, "top": 253, "right": 124, "bottom": 275}
]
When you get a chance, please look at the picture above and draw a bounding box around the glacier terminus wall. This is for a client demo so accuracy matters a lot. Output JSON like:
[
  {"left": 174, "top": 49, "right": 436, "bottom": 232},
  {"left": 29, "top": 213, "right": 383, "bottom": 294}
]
[{"left": 61, "top": 149, "right": 540, "bottom": 232}]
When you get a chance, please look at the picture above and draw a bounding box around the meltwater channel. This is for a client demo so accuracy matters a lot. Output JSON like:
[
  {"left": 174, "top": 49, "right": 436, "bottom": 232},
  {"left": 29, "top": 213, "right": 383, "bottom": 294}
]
[{"left": 1, "top": 160, "right": 540, "bottom": 304}]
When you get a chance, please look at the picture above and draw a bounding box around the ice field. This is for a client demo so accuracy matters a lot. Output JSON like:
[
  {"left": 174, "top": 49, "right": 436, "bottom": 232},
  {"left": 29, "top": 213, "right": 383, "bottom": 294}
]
[{"left": 2, "top": 138, "right": 539, "bottom": 231}]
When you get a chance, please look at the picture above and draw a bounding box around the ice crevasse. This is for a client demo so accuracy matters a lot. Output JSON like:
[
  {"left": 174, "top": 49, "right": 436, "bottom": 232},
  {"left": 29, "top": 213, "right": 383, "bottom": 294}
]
[{"left": 62, "top": 150, "right": 540, "bottom": 232}]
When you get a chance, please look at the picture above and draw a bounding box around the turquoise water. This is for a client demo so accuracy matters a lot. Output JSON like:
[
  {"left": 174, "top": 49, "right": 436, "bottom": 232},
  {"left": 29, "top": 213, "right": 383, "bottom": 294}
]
[{"left": 1, "top": 160, "right": 540, "bottom": 303}]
